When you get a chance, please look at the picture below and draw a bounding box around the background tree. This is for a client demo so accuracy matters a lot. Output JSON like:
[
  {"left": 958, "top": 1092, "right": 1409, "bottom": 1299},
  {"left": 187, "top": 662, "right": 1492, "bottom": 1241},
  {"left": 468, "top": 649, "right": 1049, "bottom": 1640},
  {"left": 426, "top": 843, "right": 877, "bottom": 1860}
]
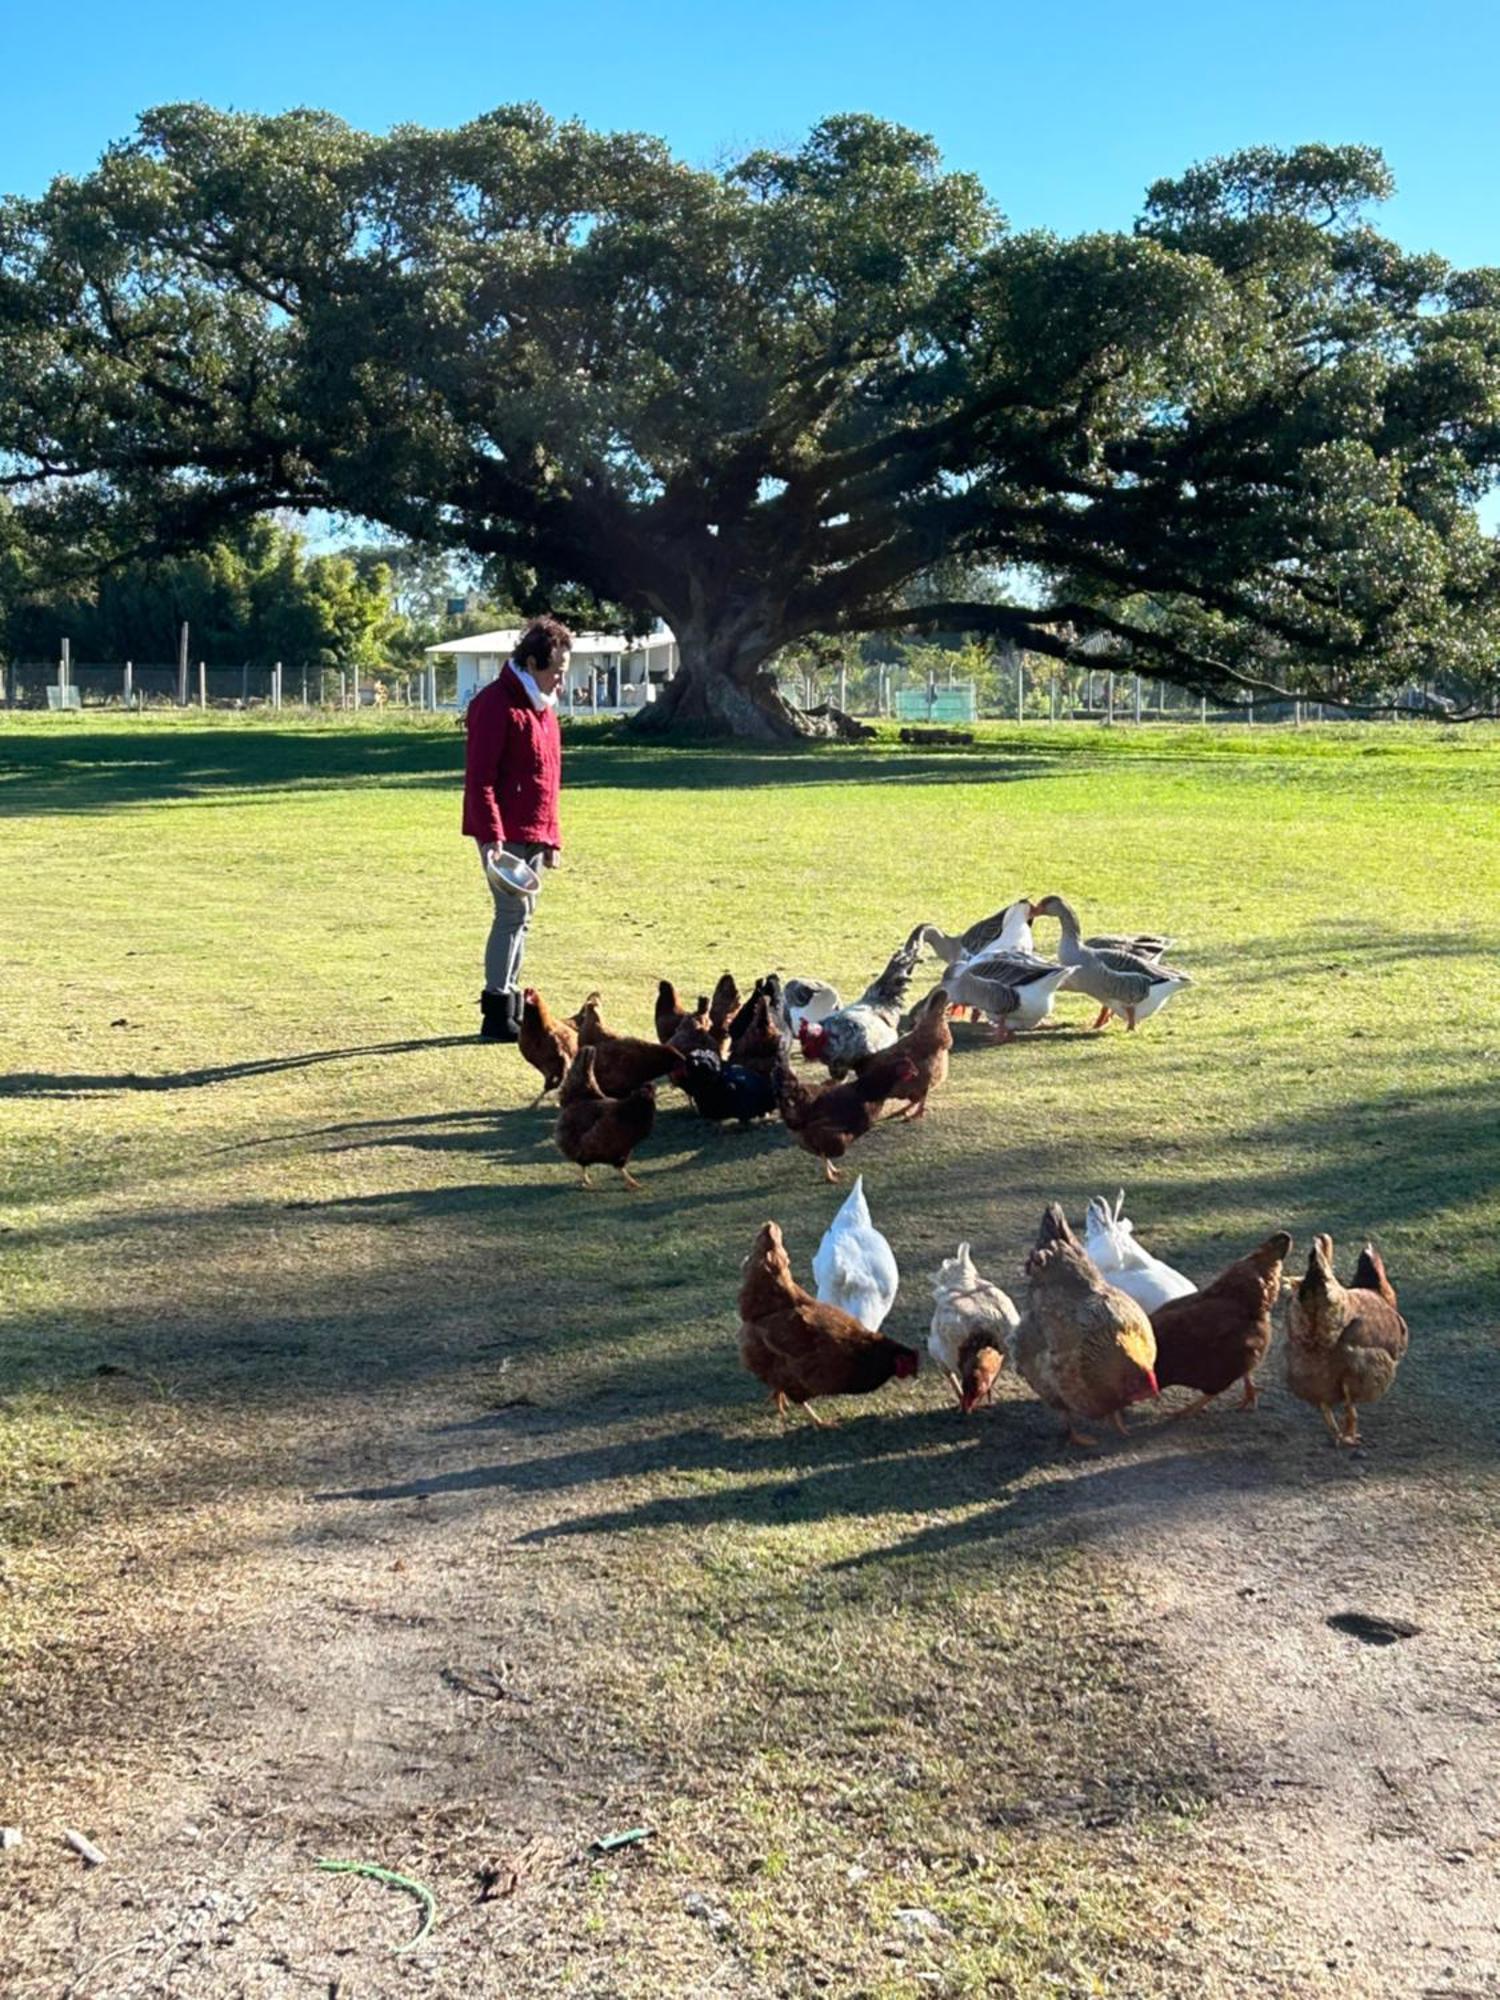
[
  {"left": 1, "top": 517, "right": 401, "bottom": 670},
  {"left": 2, "top": 109, "right": 1497, "bottom": 736}
]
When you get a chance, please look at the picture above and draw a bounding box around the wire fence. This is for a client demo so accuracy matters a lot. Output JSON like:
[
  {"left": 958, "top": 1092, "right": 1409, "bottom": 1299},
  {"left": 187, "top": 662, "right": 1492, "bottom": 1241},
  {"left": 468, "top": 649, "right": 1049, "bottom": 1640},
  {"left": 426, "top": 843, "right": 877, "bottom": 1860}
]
[
  {"left": 779, "top": 660, "right": 1441, "bottom": 726},
  {"left": 2, "top": 660, "right": 448, "bottom": 711},
  {"left": 4, "top": 653, "right": 1480, "bottom": 724}
]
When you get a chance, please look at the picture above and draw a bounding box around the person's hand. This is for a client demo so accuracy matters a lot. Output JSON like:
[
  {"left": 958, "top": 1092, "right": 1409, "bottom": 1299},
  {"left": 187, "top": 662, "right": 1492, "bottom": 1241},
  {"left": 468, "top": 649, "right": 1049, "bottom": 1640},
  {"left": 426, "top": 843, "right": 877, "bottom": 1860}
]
[
  {"left": 543, "top": 848, "right": 561, "bottom": 870},
  {"left": 481, "top": 842, "right": 503, "bottom": 868}
]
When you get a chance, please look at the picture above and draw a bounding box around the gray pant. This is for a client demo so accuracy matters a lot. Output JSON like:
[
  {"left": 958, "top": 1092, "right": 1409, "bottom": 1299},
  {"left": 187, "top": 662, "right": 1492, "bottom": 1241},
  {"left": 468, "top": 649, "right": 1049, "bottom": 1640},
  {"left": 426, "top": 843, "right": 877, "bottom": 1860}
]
[{"left": 482, "top": 841, "right": 549, "bottom": 995}]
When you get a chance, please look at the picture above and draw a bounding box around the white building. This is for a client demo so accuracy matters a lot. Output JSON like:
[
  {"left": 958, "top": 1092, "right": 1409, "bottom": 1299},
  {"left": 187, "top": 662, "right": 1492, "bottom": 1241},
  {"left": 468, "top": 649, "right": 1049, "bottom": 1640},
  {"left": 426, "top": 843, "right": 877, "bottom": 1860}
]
[{"left": 424, "top": 626, "right": 680, "bottom": 712}]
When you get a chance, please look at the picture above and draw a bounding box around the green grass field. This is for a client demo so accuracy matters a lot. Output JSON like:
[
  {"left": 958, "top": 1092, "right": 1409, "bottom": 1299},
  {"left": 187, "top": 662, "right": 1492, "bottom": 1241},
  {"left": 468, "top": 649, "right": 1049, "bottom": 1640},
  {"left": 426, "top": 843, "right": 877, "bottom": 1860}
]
[{"left": 3, "top": 712, "right": 1499, "bottom": 1998}]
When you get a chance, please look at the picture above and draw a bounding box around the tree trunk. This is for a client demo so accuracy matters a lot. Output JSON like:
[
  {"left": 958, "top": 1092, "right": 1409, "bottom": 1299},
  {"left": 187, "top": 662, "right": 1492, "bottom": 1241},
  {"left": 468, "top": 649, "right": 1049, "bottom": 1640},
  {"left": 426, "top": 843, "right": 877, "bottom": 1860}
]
[{"left": 628, "top": 622, "right": 837, "bottom": 742}]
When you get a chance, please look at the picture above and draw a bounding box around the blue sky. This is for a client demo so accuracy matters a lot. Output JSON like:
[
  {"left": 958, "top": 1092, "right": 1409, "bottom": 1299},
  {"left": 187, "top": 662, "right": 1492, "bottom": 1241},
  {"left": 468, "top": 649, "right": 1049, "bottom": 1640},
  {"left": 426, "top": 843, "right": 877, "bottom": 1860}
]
[{"left": 3, "top": 0, "right": 1497, "bottom": 268}]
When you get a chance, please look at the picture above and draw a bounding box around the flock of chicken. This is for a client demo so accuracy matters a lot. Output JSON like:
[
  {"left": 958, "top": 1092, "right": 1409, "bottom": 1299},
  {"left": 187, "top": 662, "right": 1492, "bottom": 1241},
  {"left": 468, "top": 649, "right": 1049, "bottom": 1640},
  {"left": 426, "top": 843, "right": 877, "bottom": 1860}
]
[
  {"left": 518, "top": 893, "right": 1191, "bottom": 1193},
  {"left": 509, "top": 894, "right": 1407, "bottom": 1449},
  {"left": 742, "top": 1180, "right": 1409, "bottom": 1449}
]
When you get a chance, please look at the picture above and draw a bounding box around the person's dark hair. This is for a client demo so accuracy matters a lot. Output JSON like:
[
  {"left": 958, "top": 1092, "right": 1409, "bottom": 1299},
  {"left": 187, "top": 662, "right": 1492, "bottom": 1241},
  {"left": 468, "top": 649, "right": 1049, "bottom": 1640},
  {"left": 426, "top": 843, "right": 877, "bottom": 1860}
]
[{"left": 514, "top": 616, "right": 573, "bottom": 674}]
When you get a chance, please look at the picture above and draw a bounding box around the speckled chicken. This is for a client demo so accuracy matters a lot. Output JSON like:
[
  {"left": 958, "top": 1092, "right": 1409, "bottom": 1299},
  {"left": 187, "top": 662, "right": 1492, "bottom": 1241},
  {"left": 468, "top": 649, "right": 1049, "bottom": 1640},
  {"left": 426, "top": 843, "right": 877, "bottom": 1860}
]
[
  {"left": 1008, "top": 1204, "right": 1159, "bottom": 1446},
  {"left": 797, "top": 931, "right": 924, "bottom": 1078},
  {"left": 1285, "top": 1237, "right": 1409, "bottom": 1446}
]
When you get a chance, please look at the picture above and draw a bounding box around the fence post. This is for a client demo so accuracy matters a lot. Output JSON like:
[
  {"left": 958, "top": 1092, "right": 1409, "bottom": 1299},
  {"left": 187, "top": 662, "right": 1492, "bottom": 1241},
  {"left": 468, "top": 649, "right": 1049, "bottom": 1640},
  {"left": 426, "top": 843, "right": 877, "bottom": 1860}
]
[
  {"left": 59, "top": 636, "right": 71, "bottom": 696},
  {"left": 197, "top": 661, "right": 207, "bottom": 709},
  {"left": 178, "top": 622, "right": 190, "bottom": 706},
  {"left": 339, "top": 670, "right": 348, "bottom": 710},
  {"left": 274, "top": 661, "right": 283, "bottom": 711},
  {"left": 1200, "top": 694, "right": 1208, "bottom": 725},
  {"left": 123, "top": 660, "right": 133, "bottom": 705},
  {"left": 1247, "top": 697, "right": 1255, "bottom": 727},
  {"left": 1016, "top": 661, "right": 1025, "bottom": 724},
  {"left": 1105, "top": 673, "right": 1115, "bottom": 725},
  {"left": 1133, "top": 673, "right": 1142, "bottom": 724}
]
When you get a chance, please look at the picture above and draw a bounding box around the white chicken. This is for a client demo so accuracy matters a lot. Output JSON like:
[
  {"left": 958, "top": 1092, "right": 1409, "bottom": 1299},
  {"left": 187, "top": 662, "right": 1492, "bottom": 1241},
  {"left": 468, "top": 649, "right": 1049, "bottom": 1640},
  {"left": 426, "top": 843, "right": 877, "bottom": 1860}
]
[
  {"left": 1083, "top": 1190, "right": 1197, "bottom": 1312},
  {"left": 812, "top": 1177, "right": 900, "bottom": 1331},
  {"left": 928, "top": 1242, "right": 1021, "bottom": 1410}
]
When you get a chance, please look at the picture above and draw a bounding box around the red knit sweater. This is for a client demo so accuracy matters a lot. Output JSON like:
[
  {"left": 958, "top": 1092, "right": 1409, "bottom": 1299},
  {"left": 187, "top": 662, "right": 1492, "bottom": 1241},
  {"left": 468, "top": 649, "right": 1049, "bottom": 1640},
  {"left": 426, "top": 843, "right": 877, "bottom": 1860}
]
[{"left": 462, "top": 665, "right": 563, "bottom": 849}]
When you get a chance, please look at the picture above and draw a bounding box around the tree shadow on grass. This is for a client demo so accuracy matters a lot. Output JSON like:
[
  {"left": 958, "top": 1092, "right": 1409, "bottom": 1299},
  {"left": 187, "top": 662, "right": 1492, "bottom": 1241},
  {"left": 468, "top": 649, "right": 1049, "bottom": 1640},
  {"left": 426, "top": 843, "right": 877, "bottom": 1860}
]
[
  {"left": 0, "top": 1035, "right": 475, "bottom": 1099},
  {"left": 0, "top": 724, "right": 1073, "bottom": 817},
  {"left": 0, "top": 725, "right": 463, "bottom": 815}
]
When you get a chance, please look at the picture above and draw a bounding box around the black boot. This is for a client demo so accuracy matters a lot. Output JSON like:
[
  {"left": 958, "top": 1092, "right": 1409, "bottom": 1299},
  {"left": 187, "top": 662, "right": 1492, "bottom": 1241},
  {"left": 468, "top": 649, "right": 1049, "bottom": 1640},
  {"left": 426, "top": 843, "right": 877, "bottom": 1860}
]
[{"left": 479, "top": 990, "right": 519, "bottom": 1043}]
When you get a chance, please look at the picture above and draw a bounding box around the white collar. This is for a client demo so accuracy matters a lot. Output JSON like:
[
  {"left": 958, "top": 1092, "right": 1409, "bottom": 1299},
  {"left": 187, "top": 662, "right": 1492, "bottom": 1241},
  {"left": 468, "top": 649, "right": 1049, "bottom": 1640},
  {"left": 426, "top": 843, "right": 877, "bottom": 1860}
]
[{"left": 510, "top": 662, "right": 558, "bottom": 712}]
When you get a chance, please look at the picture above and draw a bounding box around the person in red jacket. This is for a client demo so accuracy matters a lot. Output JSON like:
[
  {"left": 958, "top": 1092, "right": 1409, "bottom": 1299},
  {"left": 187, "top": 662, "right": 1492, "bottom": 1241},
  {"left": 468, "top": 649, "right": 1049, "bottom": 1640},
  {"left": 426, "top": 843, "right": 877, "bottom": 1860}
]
[{"left": 463, "top": 616, "right": 572, "bottom": 1041}]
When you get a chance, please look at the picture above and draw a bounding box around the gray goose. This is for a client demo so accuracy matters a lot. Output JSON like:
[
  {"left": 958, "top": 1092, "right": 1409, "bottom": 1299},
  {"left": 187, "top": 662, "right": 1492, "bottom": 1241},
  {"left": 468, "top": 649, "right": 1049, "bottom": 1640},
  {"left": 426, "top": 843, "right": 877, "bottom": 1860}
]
[
  {"left": 1029, "top": 895, "right": 1191, "bottom": 1030},
  {"left": 937, "top": 952, "right": 1075, "bottom": 1042}
]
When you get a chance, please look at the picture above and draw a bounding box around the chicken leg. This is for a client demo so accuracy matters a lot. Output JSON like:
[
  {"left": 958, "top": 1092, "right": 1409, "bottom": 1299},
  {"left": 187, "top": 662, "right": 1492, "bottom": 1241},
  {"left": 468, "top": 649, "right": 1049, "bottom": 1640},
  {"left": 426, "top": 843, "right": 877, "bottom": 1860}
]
[
  {"left": 1064, "top": 1422, "right": 1099, "bottom": 1448},
  {"left": 1339, "top": 1401, "right": 1363, "bottom": 1447},
  {"left": 618, "top": 1166, "right": 644, "bottom": 1192},
  {"left": 1238, "top": 1376, "right": 1260, "bottom": 1410},
  {"left": 774, "top": 1390, "right": 831, "bottom": 1429},
  {"left": 1318, "top": 1402, "right": 1343, "bottom": 1445},
  {"left": 1166, "top": 1391, "right": 1218, "bottom": 1422},
  {"left": 1090, "top": 1005, "right": 1112, "bottom": 1031}
]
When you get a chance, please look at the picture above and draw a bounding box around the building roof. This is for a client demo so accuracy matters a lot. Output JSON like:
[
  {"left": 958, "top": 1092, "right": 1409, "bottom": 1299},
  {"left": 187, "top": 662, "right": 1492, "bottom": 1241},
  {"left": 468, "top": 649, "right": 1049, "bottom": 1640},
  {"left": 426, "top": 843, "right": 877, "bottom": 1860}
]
[{"left": 424, "top": 626, "right": 674, "bottom": 659}]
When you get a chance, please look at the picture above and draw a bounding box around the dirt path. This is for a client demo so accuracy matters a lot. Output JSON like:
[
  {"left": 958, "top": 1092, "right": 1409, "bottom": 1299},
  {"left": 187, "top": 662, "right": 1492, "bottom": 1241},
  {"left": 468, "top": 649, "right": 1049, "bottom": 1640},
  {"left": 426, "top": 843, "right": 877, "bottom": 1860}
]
[
  {"left": 5, "top": 1338, "right": 1498, "bottom": 1998},
  {"left": 1077, "top": 1374, "right": 1500, "bottom": 1999}
]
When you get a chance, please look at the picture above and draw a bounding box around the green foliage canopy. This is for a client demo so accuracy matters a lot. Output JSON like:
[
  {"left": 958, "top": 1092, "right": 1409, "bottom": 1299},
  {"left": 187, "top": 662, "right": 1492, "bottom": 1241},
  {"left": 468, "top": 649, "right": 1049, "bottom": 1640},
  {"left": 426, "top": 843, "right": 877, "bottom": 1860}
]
[
  {"left": 0, "top": 512, "right": 401, "bottom": 669},
  {"left": 2, "top": 109, "right": 1498, "bottom": 731}
]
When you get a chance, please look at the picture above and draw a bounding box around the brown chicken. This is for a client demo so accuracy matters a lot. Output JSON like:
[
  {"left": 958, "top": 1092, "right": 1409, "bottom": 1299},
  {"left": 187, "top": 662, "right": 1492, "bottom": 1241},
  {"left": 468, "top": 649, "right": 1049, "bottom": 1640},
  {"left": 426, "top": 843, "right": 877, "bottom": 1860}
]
[
  {"left": 571, "top": 991, "right": 615, "bottom": 1043},
  {"left": 1286, "top": 1236, "right": 1409, "bottom": 1446},
  {"left": 958, "top": 1332, "right": 1006, "bottom": 1415},
  {"left": 776, "top": 1057, "right": 917, "bottom": 1182},
  {"left": 571, "top": 997, "right": 681, "bottom": 1095},
  {"left": 1008, "top": 1204, "right": 1159, "bottom": 1446},
  {"left": 655, "top": 980, "right": 692, "bottom": 1044},
  {"left": 725, "top": 987, "right": 787, "bottom": 1075},
  {"left": 667, "top": 993, "right": 723, "bottom": 1058},
  {"left": 554, "top": 1047, "right": 656, "bottom": 1190},
  {"left": 854, "top": 986, "right": 952, "bottom": 1119},
  {"left": 517, "top": 986, "right": 579, "bottom": 1105},
  {"left": 709, "top": 971, "right": 742, "bottom": 1039},
  {"left": 739, "top": 1221, "right": 920, "bottom": 1424},
  {"left": 1150, "top": 1231, "right": 1292, "bottom": 1418}
]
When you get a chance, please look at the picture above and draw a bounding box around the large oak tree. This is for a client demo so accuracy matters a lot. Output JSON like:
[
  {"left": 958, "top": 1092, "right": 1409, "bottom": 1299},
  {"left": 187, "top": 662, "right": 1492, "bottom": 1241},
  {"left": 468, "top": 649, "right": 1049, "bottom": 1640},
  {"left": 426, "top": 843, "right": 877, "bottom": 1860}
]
[{"left": 3, "top": 106, "right": 1498, "bottom": 734}]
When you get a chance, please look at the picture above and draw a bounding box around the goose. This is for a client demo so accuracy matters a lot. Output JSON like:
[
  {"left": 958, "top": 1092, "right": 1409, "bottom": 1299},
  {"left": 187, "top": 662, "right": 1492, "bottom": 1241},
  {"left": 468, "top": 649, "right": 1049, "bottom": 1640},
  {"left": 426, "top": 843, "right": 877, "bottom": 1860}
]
[
  {"left": 1029, "top": 895, "right": 1191, "bottom": 1030},
  {"left": 939, "top": 951, "right": 1075, "bottom": 1042},
  {"left": 917, "top": 898, "right": 1034, "bottom": 965}
]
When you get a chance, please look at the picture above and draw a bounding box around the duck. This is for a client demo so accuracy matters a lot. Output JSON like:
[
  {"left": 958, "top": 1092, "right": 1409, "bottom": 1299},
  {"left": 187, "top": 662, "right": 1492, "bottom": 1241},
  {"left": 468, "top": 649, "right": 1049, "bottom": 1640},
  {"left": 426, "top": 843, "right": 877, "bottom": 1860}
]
[
  {"left": 1029, "top": 895, "right": 1191, "bottom": 1030},
  {"left": 916, "top": 898, "right": 1034, "bottom": 965},
  {"left": 811, "top": 1176, "right": 900, "bottom": 1331},
  {"left": 1083, "top": 1190, "right": 1197, "bottom": 1312},
  {"left": 940, "top": 950, "right": 1075, "bottom": 1042}
]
